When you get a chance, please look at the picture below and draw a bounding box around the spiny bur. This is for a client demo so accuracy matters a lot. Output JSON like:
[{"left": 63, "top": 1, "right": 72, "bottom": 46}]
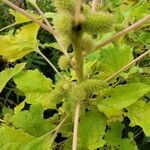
[
  {"left": 83, "top": 12, "right": 114, "bottom": 35},
  {"left": 53, "top": 0, "right": 75, "bottom": 13},
  {"left": 80, "top": 79, "right": 105, "bottom": 96},
  {"left": 69, "top": 85, "right": 86, "bottom": 103},
  {"left": 58, "top": 55, "right": 70, "bottom": 70},
  {"left": 81, "top": 33, "right": 95, "bottom": 53},
  {"left": 53, "top": 12, "right": 73, "bottom": 35}
]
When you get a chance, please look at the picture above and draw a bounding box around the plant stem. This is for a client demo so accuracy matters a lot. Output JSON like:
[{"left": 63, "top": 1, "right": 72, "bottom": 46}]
[
  {"left": 105, "top": 49, "right": 150, "bottom": 82},
  {"left": 72, "top": 104, "right": 80, "bottom": 150},
  {"left": 0, "top": 23, "right": 16, "bottom": 32},
  {"left": 92, "top": 0, "right": 99, "bottom": 12},
  {"left": 2, "top": 0, "right": 68, "bottom": 55},
  {"left": 37, "top": 50, "right": 64, "bottom": 79},
  {"left": 2, "top": 0, "right": 55, "bottom": 35},
  {"left": 86, "top": 15, "right": 150, "bottom": 56},
  {"left": 49, "top": 114, "right": 69, "bottom": 147}
]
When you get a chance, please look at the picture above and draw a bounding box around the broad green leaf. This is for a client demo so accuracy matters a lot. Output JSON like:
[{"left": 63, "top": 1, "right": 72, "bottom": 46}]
[
  {"left": 12, "top": 104, "right": 53, "bottom": 137},
  {"left": 78, "top": 110, "right": 106, "bottom": 149},
  {"left": 99, "top": 44, "right": 133, "bottom": 79},
  {"left": 126, "top": 100, "right": 150, "bottom": 136},
  {"left": 105, "top": 121, "right": 137, "bottom": 150},
  {"left": 0, "top": 23, "right": 39, "bottom": 62},
  {"left": 26, "top": 0, "right": 36, "bottom": 6},
  {"left": 0, "top": 126, "right": 51, "bottom": 150},
  {"left": 0, "top": 63, "right": 26, "bottom": 92},
  {"left": 0, "top": 126, "right": 34, "bottom": 150},
  {"left": 97, "top": 83, "right": 150, "bottom": 117},
  {"left": 9, "top": 9, "right": 31, "bottom": 24},
  {"left": 14, "top": 69, "right": 54, "bottom": 108}
]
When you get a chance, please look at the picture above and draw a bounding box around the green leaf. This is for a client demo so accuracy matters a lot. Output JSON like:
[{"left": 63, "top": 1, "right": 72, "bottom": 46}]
[
  {"left": 0, "top": 126, "right": 51, "bottom": 150},
  {"left": 14, "top": 69, "right": 54, "bottom": 108},
  {"left": 0, "top": 126, "right": 34, "bottom": 150},
  {"left": 99, "top": 44, "right": 133, "bottom": 79},
  {"left": 97, "top": 83, "right": 150, "bottom": 117},
  {"left": 105, "top": 121, "right": 138, "bottom": 150},
  {"left": 12, "top": 104, "right": 53, "bottom": 137},
  {"left": 78, "top": 110, "right": 106, "bottom": 149},
  {"left": 0, "top": 63, "right": 26, "bottom": 92},
  {"left": 126, "top": 100, "right": 150, "bottom": 136},
  {"left": 9, "top": 9, "right": 31, "bottom": 24},
  {"left": 0, "top": 23, "right": 39, "bottom": 62}
]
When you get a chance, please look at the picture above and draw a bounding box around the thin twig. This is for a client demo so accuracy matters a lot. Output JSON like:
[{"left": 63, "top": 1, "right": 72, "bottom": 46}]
[
  {"left": 0, "top": 118, "right": 6, "bottom": 124},
  {"left": 104, "top": 49, "right": 150, "bottom": 82},
  {"left": 0, "top": 23, "right": 16, "bottom": 32},
  {"left": 72, "top": 103, "right": 80, "bottom": 150},
  {"left": 49, "top": 114, "right": 69, "bottom": 147},
  {"left": 91, "top": 0, "right": 99, "bottom": 12},
  {"left": 37, "top": 50, "right": 64, "bottom": 79},
  {"left": 2, "top": 0, "right": 55, "bottom": 35},
  {"left": 86, "top": 15, "right": 150, "bottom": 56},
  {"left": 2, "top": 0, "right": 68, "bottom": 55}
]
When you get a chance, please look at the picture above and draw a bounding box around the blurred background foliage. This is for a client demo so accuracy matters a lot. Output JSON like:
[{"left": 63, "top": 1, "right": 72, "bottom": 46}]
[{"left": 0, "top": 0, "right": 149, "bottom": 149}]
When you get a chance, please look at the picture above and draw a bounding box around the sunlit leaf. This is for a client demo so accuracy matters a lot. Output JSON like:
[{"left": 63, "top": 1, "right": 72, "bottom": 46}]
[
  {"left": 78, "top": 110, "right": 106, "bottom": 149},
  {"left": 97, "top": 83, "right": 150, "bottom": 117},
  {"left": 14, "top": 69, "right": 54, "bottom": 108},
  {"left": 0, "top": 23, "right": 39, "bottom": 62},
  {"left": 12, "top": 104, "right": 53, "bottom": 137},
  {"left": 0, "top": 63, "right": 26, "bottom": 92},
  {"left": 126, "top": 100, "right": 150, "bottom": 136}
]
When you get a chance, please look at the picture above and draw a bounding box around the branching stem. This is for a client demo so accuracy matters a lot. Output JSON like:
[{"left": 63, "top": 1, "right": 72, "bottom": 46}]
[
  {"left": 105, "top": 49, "right": 150, "bottom": 82},
  {"left": 37, "top": 50, "right": 64, "bottom": 79},
  {"left": 86, "top": 15, "right": 150, "bottom": 56}
]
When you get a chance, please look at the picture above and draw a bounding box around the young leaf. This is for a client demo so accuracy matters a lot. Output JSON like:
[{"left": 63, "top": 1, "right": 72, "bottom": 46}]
[
  {"left": 0, "top": 126, "right": 51, "bottom": 150},
  {"left": 12, "top": 104, "right": 53, "bottom": 137},
  {"left": 0, "top": 63, "right": 26, "bottom": 92},
  {"left": 78, "top": 110, "right": 106, "bottom": 149},
  {"left": 126, "top": 100, "right": 150, "bottom": 136},
  {"left": 14, "top": 69, "right": 54, "bottom": 108},
  {"left": 0, "top": 126, "right": 34, "bottom": 150},
  {"left": 99, "top": 44, "right": 133, "bottom": 79},
  {"left": 105, "top": 121, "right": 138, "bottom": 150},
  {"left": 97, "top": 83, "right": 150, "bottom": 117},
  {"left": 9, "top": 9, "right": 31, "bottom": 24},
  {"left": 0, "top": 23, "right": 39, "bottom": 62}
]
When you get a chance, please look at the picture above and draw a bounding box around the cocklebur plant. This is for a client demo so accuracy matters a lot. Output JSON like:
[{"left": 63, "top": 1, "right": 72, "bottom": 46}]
[{"left": 0, "top": 0, "right": 150, "bottom": 150}]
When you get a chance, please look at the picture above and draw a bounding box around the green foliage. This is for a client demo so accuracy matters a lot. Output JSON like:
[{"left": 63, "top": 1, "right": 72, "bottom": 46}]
[
  {"left": 0, "top": 63, "right": 26, "bottom": 92},
  {"left": 97, "top": 83, "right": 150, "bottom": 118},
  {"left": 126, "top": 100, "right": 150, "bottom": 136},
  {"left": 12, "top": 104, "right": 53, "bottom": 137},
  {"left": 14, "top": 69, "right": 53, "bottom": 108},
  {"left": 0, "top": 0, "right": 150, "bottom": 149},
  {"left": 0, "top": 23, "right": 39, "bottom": 62},
  {"left": 0, "top": 126, "right": 51, "bottom": 150},
  {"left": 78, "top": 110, "right": 106, "bottom": 149}
]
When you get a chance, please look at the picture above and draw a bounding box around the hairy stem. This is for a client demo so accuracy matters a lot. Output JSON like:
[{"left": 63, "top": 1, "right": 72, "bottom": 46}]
[
  {"left": 92, "top": 0, "right": 99, "bottom": 12},
  {"left": 72, "top": 1, "right": 84, "bottom": 147},
  {"left": 105, "top": 49, "right": 150, "bottom": 82},
  {"left": 86, "top": 15, "right": 150, "bottom": 56}
]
